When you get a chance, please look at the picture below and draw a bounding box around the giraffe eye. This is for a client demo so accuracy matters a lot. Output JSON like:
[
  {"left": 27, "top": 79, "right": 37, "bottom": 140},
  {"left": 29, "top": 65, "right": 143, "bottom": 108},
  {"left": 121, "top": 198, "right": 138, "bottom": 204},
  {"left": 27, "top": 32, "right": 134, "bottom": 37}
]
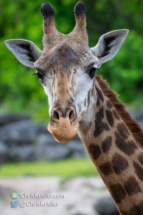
[
  {"left": 37, "top": 72, "right": 43, "bottom": 83},
  {"left": 33, "top": 72, "right": 43, "bottom": 83},
  {"left": 88, "top": 66, "right": 97, "bottom": 79}
]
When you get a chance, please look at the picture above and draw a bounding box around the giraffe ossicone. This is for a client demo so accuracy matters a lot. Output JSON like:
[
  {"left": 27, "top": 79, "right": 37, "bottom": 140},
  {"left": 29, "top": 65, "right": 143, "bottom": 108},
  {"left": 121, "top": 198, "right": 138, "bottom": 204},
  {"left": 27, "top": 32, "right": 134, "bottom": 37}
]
[{"left": 4, "top": 2, "right": 143, "bottom": 214}]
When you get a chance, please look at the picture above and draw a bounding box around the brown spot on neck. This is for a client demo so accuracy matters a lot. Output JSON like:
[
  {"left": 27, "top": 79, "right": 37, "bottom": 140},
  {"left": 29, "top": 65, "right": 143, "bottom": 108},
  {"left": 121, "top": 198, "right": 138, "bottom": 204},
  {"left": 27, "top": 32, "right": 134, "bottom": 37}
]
[
  {"left": 112, "top": 153, "right": 129, "bottom": 174},
  {"left": 121, "top": 201, "right": 143, "bottom": 215},
  {"left": 117, "top": 123, "right": 130, "bottom": 139},
  {"left": 94, "top": 107, "right": 110, "bottom": 137},
  {"left": 96, "top": 87, "right": 104, "bottom": 102},
  {"left": 113, "top": 109, "right": 120, "bottom": 119},
  {"left": 115, "top": 131, "right": 137, "bottom": 155},
  {"left": 99, "top": 162, "right": 113, "bottom": 176},
  {"left": 133, "top": 161, "right": 143, "bottom": 181},
  {"left": 106, "top": 110, "right": 114, "bottom": 127},
  {"left": 109, "top": 183, "right": 126, "bottom": 204},
  {"left": 124, "top": 176, "right": 142, "bottom": 195},
  {"left": 101, "top": 136, "right": 112, "bottom": 153},
  {"left": 88, "top": 144, "right": 101, "bottom": 160},
  {"left": 106, "top": 100, "right": 113, "bottom": 109},
  {"left": 138, "top": 153, "right": 143, "bottom": 166}
]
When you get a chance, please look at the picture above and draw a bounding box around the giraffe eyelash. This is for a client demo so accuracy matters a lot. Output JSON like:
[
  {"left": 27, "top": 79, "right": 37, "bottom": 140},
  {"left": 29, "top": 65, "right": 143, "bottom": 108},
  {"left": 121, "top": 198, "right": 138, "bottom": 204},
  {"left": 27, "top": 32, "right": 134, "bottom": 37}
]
[{"left": 32, "top": 71, "right": 43, "bottom": 83}]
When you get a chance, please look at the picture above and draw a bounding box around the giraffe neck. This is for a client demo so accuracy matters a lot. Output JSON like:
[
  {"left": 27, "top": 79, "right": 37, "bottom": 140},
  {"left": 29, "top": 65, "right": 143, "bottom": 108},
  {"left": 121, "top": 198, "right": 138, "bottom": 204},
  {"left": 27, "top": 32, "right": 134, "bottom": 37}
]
[{"left": 78, "top": 75, "right": 143, "bottom": 215}]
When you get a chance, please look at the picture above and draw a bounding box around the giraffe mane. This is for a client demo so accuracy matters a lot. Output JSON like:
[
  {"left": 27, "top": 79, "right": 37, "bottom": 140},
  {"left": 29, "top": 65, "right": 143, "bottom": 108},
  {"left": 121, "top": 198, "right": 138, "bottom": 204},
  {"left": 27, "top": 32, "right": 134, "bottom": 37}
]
[{"left": 96, "top": 75, "right": 143, "bottom": 147}]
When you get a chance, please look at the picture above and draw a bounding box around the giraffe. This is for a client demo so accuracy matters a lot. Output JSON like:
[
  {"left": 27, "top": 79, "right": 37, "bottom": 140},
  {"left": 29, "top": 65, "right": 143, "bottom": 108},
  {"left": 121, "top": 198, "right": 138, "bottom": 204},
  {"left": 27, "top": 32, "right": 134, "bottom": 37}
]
[{"left": 4, "top": 1, "right": 143, "bottom": 214}]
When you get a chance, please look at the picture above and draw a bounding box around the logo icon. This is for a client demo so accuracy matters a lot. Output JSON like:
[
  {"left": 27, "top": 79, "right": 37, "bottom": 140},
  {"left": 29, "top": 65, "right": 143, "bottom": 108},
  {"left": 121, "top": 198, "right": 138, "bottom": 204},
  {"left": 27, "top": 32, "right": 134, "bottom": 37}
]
[
  {"left": 10, "top": 191, "right": 19, "bottom": 200},
  {"left": 11, "top": 200, "right": 19, "bottom": 208}
]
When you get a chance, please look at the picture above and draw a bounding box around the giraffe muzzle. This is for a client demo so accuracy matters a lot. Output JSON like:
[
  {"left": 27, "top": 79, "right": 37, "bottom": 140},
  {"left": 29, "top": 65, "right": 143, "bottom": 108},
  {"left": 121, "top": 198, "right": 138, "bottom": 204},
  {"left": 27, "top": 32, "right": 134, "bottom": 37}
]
[{"left": 48, "top": 107, "right": 79, "bottom": 143}]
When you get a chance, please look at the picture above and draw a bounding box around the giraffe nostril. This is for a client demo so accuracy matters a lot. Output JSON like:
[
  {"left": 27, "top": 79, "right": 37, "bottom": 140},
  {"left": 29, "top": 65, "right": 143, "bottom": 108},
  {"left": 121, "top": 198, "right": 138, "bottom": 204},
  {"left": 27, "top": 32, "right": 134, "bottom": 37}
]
[
  {"left": 53, "top": 110, "right": 59, "bottom": 120},
  {"left": 69, "top": 110, "right": 74, "bottom": 120}
]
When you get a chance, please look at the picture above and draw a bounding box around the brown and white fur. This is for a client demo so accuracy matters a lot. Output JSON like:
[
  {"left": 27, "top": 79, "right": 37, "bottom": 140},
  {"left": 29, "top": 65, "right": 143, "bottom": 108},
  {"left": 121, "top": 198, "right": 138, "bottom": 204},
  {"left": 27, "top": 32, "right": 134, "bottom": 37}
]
[{"left": 4, "top": 2, "right": 143, "bottom": 214}]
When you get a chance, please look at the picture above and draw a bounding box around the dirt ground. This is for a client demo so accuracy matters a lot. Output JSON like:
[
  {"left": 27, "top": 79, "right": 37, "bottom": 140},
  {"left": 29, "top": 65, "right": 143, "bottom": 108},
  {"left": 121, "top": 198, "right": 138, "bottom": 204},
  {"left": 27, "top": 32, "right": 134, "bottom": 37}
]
[{"left": 0, "top": 176, "right": 110, "bottom": 215}]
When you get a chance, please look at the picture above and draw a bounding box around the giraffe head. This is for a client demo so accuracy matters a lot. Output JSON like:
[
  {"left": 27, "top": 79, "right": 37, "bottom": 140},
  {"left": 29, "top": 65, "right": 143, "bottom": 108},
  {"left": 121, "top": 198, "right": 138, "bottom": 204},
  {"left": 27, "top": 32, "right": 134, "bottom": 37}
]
[{"left": 4, "top": 1, "right": 129, "bottom": 143}]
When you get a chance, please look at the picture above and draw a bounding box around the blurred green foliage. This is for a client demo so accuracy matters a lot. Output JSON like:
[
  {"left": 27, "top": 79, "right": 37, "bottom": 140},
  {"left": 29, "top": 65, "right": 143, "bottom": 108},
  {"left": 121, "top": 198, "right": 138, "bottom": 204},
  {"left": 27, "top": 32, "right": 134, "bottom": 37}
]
[
  {"left": 0, "top": 159, "right": 98, "bottom": 177},
  {"left": 0, "top": 0, "right": 143, "bottom": 121}
]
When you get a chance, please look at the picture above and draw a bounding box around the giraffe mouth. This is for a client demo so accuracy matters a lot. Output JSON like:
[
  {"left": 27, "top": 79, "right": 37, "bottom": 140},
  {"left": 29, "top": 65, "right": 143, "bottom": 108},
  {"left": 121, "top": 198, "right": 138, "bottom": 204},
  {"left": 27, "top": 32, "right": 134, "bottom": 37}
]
[{"left": 47, "top": 117, "right": 79, "bottom": 143}]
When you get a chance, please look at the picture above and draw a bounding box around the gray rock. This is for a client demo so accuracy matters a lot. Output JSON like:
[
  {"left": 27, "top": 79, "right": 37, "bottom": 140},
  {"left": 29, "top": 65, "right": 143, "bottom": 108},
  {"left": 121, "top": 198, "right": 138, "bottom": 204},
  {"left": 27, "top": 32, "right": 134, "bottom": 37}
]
[
  {"left": 8, "top": 146, "right": 35, "bottom": 162},
  {"left": 36, "top": 134, "right": 59, "bottom": 146},
  {"left": 0, "top": 120, "right": 49, "bottom": 146},
  {"left": 71, "top": 151, "right": 89, "bottom": 159},
  {"left": 0, "top": 113, "right": 89, "bottom": 162},
  {"left": 129, "top": 108, "right": 143, "bottom": 122},
  {"left": 35, "top": 134, "right": 68, "bottom": 160},
  {"left": 34, "top": 123, "right": 49, "bottom": 135},
  {"left": 0, "top": 113, "right": 30, "bottom": 127},
  {"left": 94, "top": 197, "right": 119, "bottom": 215},
  {"left": 44, "top": 145, "right": 71, "bottom": 161},
  {"left": 140, "top": 120, "right": 143, "bottom": 126},
  {"left": 67, "top": 140, "right": 88, "bottom": 158},
  {"left": 33, "top": 145, "right": 46, "bottom": 161},
  {"left": 67, "top": 140, "right": 84, "bottom": 151},
  {"left": 0, "top": 141, "right": 8, "bottom": 163},
  {"left": 34, "top": 135, "right": 88, "bottom": 160},
  {"left": 0, "top": 141, "right": 7, "bottom": 154}
]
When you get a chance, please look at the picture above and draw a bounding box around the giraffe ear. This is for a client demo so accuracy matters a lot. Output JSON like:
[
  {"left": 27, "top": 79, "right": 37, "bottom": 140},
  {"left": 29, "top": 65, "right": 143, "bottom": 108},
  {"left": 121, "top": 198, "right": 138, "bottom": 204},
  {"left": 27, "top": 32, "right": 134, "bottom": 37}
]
[
  {"left": 90, "top": 29, "right": 129, "bottom": 64},
  {"left": 4, "top": 39, "right": 42, "bottom": 68}
]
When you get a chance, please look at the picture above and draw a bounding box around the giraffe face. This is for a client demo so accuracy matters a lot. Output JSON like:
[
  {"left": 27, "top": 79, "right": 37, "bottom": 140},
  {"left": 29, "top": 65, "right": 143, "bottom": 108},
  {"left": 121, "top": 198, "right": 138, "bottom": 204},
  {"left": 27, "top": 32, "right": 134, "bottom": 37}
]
[
  {"left": 33, "top": 43, "right": 100, "bottom": 142},
  {"left": 4, "top": 1, "right": 129, "bottom": 143}
]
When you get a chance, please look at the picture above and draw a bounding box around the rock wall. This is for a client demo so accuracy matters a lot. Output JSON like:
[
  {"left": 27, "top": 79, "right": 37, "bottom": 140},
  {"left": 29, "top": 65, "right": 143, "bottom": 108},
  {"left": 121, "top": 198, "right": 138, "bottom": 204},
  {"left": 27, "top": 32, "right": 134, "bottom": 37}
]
[
  {"left": 0, "top": 113, "right": 88, "bottom": 162},
  {"left": 0, "top": 108, "right": 143, "bottom": 163}
]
